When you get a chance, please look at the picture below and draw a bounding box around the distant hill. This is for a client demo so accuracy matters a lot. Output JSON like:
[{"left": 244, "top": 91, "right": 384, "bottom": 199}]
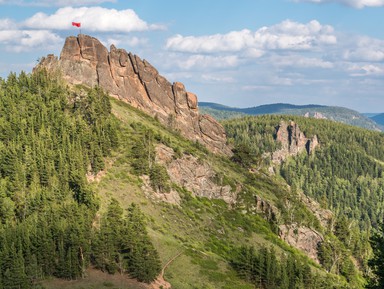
[
  {"left": 200, "top": 102, "right": 382, "bottom": 131},
  {"left": 371, "top": 113, "right": 384, "bottom": 127}
]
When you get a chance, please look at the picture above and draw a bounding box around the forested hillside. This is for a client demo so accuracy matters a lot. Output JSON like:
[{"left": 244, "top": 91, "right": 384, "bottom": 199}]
[
  {"left": 223, "top": 115, "right": 384, "bottom": 283},
  {"left": 0, "top": 70, "right": 374, "bottom": 289},
  {"left": 0, "top": 71, "right": 160, "bottom": 288},
  {"left": 200, "top": 102, "right": 381, "bottom": 131}
]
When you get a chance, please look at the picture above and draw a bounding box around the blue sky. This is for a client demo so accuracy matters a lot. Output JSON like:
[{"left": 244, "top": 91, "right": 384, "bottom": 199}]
[{"left": 0, "top": 0, "right": 384, "bottom": 112}]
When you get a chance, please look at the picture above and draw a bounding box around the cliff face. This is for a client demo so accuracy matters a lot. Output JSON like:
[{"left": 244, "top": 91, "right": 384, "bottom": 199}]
[
  {"left": 155, "top": 144, "right": 237, "bottom": 204},
  {"left": 272, "top": 121, "right": 318, "bottom": 163},
  {"left": 36, "top": 34, "right": 230, "bottom": 155}
]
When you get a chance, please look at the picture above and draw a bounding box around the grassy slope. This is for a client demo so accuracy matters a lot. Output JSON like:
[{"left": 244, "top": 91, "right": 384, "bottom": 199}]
[{"left": 45, "top": 98, "right": 346, "bottom": 289}]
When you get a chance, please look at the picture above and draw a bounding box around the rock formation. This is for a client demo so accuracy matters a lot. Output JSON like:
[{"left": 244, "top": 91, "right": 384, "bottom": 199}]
[
  {"left": 279, "top": 224, "right": 323, "bottom": 263},
  {"left": 272, "top": 121, "right": 318, "bottom": 163},
  {"left": 155, "top": 144, "right": 237, "bottom": 204},
  {"left": 35, "top": 34, "right": 231, "bottom": 155},
  {"left": 304, "top": 111, "right": 327, "bottom": 119}
]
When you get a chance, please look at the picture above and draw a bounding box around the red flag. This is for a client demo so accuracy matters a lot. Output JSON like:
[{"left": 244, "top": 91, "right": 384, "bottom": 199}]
[{"left": 72, "top": 22, "right": 81, "bottom": 28}]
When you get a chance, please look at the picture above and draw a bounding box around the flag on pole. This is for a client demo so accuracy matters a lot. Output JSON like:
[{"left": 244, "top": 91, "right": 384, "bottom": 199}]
[{"left": 72, "top": 22, "right": 81, "bottom": 27}]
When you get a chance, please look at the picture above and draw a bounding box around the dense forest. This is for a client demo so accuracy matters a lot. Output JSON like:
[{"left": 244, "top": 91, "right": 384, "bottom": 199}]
[
  {"left": 223, "top": 115, "right": 384, "bottom": 284},
  {"left": 0, "top": 70, "right": 160, "bottom": 288}
]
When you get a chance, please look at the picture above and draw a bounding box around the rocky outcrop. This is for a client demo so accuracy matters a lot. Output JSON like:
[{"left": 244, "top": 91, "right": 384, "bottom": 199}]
[
  {"left": 35, "top": 34, "right": 230, "bottom": 155},
  {"left": 272, "top": 121, "right": 318, "bottom": 163},
  {"left": 279, "top": 224, "right": 323, "bottom": 263},
  {"left": 300, "top": 193, "right": 332, "bottom": 228},
  {"left": 155, "top": 144, "right": 237, "bottom": 204},
  {"left": 248, "top": 195, "right": 280, "bottom": 222},
  {"left": 304, "top": 112, "right": 327, "bottom": 119}
]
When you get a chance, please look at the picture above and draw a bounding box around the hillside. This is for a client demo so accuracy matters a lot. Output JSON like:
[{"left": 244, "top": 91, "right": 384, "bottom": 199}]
[
  {"left": 371, "top": 113, "right": 384, "bottom": 128},
  {"left": 200, "top": 102, "right": 382, "bottom": 131},
  {"left": 0, "top": 71, "right": 355, "bottom": 289},
  {"left": 223, "top": 114, "right": 384, "bottom": 284},
  {"left": 1, "top": 34, "right": 383, "bottom": 289}
]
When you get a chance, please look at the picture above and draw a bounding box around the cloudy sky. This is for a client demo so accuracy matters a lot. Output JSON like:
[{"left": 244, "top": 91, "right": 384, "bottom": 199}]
[{"left": 0, "top": 0, "right": 383, "bottom": 112}]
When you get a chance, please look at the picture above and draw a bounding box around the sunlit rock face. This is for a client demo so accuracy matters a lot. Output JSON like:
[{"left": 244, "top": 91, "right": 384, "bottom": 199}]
[{"left": 36, "top": 34, "right": 231, "bottom": 155}]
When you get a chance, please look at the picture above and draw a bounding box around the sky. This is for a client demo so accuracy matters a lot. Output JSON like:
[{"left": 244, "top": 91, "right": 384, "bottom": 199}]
[{"left": 0, "top": 0, "right": 384, "bottom": 112}]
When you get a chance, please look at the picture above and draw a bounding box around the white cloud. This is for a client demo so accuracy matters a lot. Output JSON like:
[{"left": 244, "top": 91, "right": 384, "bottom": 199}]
[
  {"left": 293, "top": 0, "right": 384, "bottom": 8},
  {"left": 201, "top": 74, "right": 235, "bottom": 83},
  {"left": 0, "top": 30, "right": 62, "bottom": 52},
  {"left": 166, "top": 20, "right": 336, "bottom": 53},
  {"left": 342, "top": 36, "right": 384, "bottom": 62},
  {"left": 0, "top": 0, "right": 116, "bottom": 6},
  {"left": 175, "top": 55, "right": 239, "bottom": 70},
  {"left": 24, "top": 6, "right": 165, "bottom": 32},
  {"left": 271, "top": 55, "right": 334, "bottom": 68},
  {"left": 349, "top": 64, "right": 384, "bottom": 76},
  {"left": 0, "top": 18, "right": 16, "bottom": 29}
]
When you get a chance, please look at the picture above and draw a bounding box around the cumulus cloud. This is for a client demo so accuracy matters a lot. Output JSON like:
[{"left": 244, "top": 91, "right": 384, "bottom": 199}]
[
  {"left": 24, "top": 6, "right": 165, "bottom": 32},
  {"left": 0, "top": 0, "right": 116, "bottom": 6},
  {"left": 342, "top": 36, "right": 384, "bottom": 62},
  {"left": 166, "top": 20, "right": 336, "bottom": 53},
  {"left": 0, "top": 18, "right": 16, "bottom": 29},
  {"left": 293, "top": 0, "right": 384, "bottom": 8},
  {"left": 0, "top": 30, "right": 62, "bottom": 52}
]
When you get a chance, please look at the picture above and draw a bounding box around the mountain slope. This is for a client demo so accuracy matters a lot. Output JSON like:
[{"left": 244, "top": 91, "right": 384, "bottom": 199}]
[
  {"left": 200, "top": 102, "right": 381, "bottom": 131},
  {"left": 223, "top": 114, "right": 384, "bottom": 285},
  {"left": 0, "top": 70, "right": 357, "bottom": 289},
  {"left": 1, "top": 34, "right": 377, "bottom": 288},
  {"left": 371, "top": 113, "right": 384, "bottom": 127}
]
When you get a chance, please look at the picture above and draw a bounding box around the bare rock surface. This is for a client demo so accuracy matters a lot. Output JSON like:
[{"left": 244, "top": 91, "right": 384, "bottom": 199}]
[
  {"left": 279, "top": 224, "right": 323, "bottom": 263},
  {"left": 36, "top": 34, "right": 231, "bottom": 155},
  {"left": 272, "top": 121, "right": 318, "bottom": 163},
  {"left": 155, "top": 144, "right": 237, "bottom": 204}
]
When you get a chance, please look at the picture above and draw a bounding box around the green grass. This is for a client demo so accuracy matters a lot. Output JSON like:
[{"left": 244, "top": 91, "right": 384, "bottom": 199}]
[{"left": 78, "top": 98, "right": 354, "bottom": 288}]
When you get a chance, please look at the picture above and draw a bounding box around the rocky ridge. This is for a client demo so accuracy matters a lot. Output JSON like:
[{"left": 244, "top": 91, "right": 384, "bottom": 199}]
[
  {"left": 36, "top": 34, "right": 230, "bottom": 155},
  {"left": 272, "top": 120, "right": 318, "bottom": 163}
]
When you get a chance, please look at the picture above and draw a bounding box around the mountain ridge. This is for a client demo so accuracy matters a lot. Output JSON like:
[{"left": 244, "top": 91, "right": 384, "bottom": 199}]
[
  {"left": 36, "top": 34, "right": 231, "bottom": 155},
  {"left": 200, "top": 101, "right": 382, "bottom": 131}
]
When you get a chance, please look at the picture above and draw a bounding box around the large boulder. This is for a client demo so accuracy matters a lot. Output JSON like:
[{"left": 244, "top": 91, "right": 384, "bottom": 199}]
[{"left": 36, "top": 34, "right": 231, "bottom": 155}]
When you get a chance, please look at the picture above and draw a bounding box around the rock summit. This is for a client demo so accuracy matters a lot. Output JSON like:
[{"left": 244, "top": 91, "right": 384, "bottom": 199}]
[{"left": 36, "top": 34, "right": 231, "bottom": 155}]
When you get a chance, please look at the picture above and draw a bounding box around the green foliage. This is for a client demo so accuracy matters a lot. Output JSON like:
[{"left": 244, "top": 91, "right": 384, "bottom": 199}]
[
  {"left": 368, "top": 224, "right": 384, "bottom": 289},
  {"left": 202, "top": 101, "right": 381, "bottom": 131},
  {"left": 0, "top": 70, "right": 161, "bottom": 287},
  {"left": 150, "top": 164, "right": 170, "bottom": 193},
  {"left": 92, "top": 201, "right": 161, "bottom": 282},
  {"left": 230, "top": 245, "right": 347, "bottom": 289},
  {"left": 223, "top": 114, "right": 382, "bottom": 285}
]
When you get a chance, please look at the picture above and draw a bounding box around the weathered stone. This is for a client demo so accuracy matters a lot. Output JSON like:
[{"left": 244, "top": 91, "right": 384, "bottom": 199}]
[
  {"left": 253, "top": 195, "right": 280, "bottom": 221},
  {"left": 35, "top": 34, "right": 231, "bottom": 155},
  {"left": 187, "top": 92, "right": 198, "bottom": 110},
  {"left": 279, "top": 224, "right": 323, "bottom": 263},
  {"left": 155, "top": 144, "right": 237, "bottom": 204},
  {"left": 272, "top": 121, "right": 319, "bottom": 164}
]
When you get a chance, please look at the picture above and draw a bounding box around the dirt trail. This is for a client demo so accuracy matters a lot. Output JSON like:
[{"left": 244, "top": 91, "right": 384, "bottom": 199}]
[{"left": 150, "top": 250, "right": 184, "bottom": 289}]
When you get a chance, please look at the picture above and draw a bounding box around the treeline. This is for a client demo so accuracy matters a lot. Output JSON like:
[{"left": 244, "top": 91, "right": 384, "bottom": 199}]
[
  {"left": 0, "top": 70, "right": 160, "bottom": 288},
  {"left": 231, "top": 245, "right": 347, "bottom": 289}
]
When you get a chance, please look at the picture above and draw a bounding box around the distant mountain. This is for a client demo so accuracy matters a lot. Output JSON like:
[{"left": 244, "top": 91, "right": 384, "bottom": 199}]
[
  {"left": 371, "top": 113, "right": 384, "bottom": 126},
  {"left": 200, "top": 102, "right": 382, "bottom": 131}
]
